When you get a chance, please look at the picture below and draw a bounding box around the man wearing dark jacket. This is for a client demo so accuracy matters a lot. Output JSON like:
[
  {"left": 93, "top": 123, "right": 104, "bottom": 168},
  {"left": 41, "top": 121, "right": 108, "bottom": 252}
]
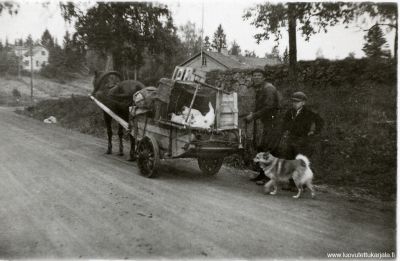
[
  {"left": 281, "top": 91, "right": 324, "bottom": 160},
  {"left": 245, "top": 68, "right": 281, "bottom": 183}
]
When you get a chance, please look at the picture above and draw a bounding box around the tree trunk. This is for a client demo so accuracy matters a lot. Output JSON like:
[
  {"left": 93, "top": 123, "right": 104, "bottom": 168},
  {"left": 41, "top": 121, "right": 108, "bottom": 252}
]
[
  {"left": 134, "top": 66, "right": 137, "bottom": 80},
  {"left": 288, "top": 3, "right": 297, "bottom": 85},
  {"left": 105, "top": 51, "right": 114, "bottom": 71},
  {"left": 395, "top": 16, "right": 398, "bottom": 62}
]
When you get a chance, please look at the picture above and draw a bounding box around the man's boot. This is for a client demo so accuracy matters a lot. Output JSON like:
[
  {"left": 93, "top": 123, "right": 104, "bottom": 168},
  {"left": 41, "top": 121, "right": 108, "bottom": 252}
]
[{"left": 252, "top": 169, "right": 270, "bottom": 185}]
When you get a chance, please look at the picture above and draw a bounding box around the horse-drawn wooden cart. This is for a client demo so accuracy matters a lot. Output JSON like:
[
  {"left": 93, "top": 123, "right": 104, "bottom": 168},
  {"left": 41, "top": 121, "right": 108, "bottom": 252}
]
[{"left": 91, "top": 78, "right": 243, "bottom": 178}]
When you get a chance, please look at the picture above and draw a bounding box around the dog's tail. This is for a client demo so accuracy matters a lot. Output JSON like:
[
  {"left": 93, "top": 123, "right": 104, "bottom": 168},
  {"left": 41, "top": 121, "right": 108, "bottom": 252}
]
[{"left": 295, "top": 154, "right": 310, "bottom": 167}]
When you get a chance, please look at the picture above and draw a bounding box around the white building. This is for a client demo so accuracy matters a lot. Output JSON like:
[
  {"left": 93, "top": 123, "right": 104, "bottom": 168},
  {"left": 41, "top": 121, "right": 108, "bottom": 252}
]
[{"left": 13, "top": 45, "right": 49, "bottom": 72}]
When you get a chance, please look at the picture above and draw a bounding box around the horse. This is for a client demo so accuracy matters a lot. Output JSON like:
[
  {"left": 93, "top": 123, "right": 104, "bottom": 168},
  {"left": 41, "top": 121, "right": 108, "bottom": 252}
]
[{"left": 92, "top": 71, "right": 145, "bottom": 161}]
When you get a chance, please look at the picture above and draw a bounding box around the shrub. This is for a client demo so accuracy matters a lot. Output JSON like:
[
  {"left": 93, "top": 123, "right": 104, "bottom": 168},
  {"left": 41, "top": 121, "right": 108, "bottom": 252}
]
[{"left": 12, "top": 88, "right": 21, "bottom": 99}]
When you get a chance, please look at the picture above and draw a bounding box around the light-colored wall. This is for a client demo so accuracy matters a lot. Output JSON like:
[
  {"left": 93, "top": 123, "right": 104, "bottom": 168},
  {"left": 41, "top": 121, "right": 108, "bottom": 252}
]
[
  {"left": 184, "top": 56, "right": 226, "bottom": 72},
  {"left": 21, "top": 47, "right": 49, "bottom": 72}
]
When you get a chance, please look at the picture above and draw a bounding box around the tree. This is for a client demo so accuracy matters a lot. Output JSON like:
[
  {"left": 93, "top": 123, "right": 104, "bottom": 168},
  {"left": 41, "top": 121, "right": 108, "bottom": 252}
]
[
  {"left": 41, "top": 29, "right": 55, "bottom": 50},
  {"left": 229, "top": 40, "right": 241, "bottom": 56},
  {"left": 61, "top": 2, "right": 178, "bottom": 75},
  {"left": 178, "top": 21, "right": 202, "bottom": 58},
  {"left": 271, "top": 45, "right": 281, "bottom": 60},
  {"left": 211, "top": 24, "right": 227, "bottom": 53},
  {"left": 16, "top": 38, "right": 23, "bottom": 46},
  {"left": 244, "top": 50, "right": 257, "bottom": 57},
  {"left": 63, "top": 31, "right": 83, "bottom": 70},
  {"left": 25, "top": 34, "right": 34, "bottom": 47},
  {"left": 0, "top": 49, "right": 18, "bottom": 75},
  {"left": 203, "top": 36, "right": 211, "bottom": 51},
  {"left": 316, "top": 48, "right": 324, "bottom": 59},
  {"left": 244, "top": 2, "right": 358, "bottom": 84},
  {"left": 0, "top": 2, "right": 18, "bottom": 15},
  {"left": 346, "top": 52, "right": 356, "bottom": 59},
  {"left": 282, "top": 47, "right": 289, "bottom": 64},
  {"left": 265, "top": 46, "right": 281, "bottom": 61},
  {"left": 357, "top": 3, "right": 397, "bottom": 61},
  {"left": 363, "top": 23, "right": 390, "bottom": 59}
]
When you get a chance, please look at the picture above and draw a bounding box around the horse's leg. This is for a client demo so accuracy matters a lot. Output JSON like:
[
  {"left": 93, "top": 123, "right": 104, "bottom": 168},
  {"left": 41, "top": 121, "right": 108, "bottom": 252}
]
[
  {"left": 118, "top": 124, "right": 124, "bottom": 156},
  {"left": 104, "top": 113, "right": 112, "bottom": 154},
  {"left": 128, "top": 134, "right": 136, "bottom": 161}
]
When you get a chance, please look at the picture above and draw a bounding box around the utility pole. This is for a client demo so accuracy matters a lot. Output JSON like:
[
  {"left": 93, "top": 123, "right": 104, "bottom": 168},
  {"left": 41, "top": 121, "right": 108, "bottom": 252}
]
[
  {"left": 17, "top": 47, "right": 21, "bottom": 79},
  {"left": 200, "top": 1, "right": 204, "bottom": 67},
  {"left": 30, "top": 43, "right": 33, "bottom": 103}
]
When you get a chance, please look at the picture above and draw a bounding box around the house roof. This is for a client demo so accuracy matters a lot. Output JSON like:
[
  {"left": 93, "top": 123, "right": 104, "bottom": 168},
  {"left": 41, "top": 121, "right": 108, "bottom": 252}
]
[
  {"left": 180, "top": 50, "right": 280, "bottom": 69},
  {"left": 11, "top": 44, "right": 47, "bottom": 57},
  {"left": 30, "top": 46, "right": 47, "bottom": 56},
  {"left": 236, "top": 56, "right": 281, "bottom": 67}
]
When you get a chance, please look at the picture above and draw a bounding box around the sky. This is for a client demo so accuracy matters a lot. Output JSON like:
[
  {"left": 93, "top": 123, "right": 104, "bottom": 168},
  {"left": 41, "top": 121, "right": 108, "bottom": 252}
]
[{"left": 0, "top": 0, "right": 396, "bottom": 60}]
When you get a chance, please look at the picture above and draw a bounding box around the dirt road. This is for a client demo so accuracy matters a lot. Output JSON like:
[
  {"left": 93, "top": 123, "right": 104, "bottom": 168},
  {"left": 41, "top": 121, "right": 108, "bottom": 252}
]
[{"left": 0, "top": 107, "right": 395, "bottom": 259}]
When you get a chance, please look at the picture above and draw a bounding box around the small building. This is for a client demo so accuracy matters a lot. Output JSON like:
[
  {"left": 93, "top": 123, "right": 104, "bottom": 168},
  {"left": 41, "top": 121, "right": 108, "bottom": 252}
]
[
  {"left": 13, "top": 45, "right": 49, "bottom": 72},
  {"left": 173, "top": 50, "right": 281, "bottom": 81}
]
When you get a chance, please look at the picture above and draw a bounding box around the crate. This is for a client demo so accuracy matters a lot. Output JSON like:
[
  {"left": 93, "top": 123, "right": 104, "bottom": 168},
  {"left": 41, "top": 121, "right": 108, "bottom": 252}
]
[{"left": 216, "top": 92, "right": 238, "bottom": 130}]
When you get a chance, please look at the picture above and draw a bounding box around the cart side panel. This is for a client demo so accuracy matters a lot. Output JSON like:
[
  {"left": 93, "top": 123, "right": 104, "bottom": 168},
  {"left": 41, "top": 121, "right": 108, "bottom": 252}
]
[{"left": 134, "top": 120, "right": 192, "bottom": 158}]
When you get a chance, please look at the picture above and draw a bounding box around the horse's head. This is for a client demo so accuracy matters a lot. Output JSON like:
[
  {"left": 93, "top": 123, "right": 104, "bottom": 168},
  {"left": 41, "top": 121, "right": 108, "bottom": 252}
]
[{"left": 91, "top": 71, "right": 123, "bottom": 96}]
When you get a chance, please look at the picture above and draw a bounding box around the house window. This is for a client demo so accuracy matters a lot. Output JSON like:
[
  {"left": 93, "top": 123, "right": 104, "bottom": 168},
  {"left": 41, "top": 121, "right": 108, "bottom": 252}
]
[
  {"left": 201, "top": 56, "right": 207, "bottom": 66},
  {"left": 24, "top": 60, "right": 29, "bottom": 66},
  {"left": 42, "top": 62, "right": 46, "bottom": 67},
  {"left": 42, "top": 51, "right": 45, "bottom": 56},
  {"left": 36, "top": 61, "right": 39, "bottom": 67}
]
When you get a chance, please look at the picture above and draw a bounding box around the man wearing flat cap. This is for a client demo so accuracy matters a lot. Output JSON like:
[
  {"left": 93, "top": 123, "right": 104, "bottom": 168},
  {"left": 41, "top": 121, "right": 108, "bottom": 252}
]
[
  {"left": 245, "top": 68, "right": 281, "bottom": 183},
  {"left": 281, "top": 91, "right": 324, "bottom": 160}
]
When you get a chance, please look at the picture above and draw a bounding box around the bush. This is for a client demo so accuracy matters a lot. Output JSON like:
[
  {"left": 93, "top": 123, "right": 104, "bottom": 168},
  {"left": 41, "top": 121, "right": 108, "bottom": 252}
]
[
  {"left": 12, "top": 88, "right": 21, "bottom": 99},
  {"left": 40, "top": 64, "right": 74, "bottom": 83}
]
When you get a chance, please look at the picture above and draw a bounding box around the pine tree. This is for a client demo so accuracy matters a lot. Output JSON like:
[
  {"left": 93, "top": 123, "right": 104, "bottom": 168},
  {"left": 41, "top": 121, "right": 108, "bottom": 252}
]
[
  {"left": 41, "top": 29, "right": 55, "bottom": 50},
  {"left": 362, "top": 23, "right": 389, "bottom": 59},
  {"left": 211, "top": 24, "right": 227, "bottom": 53},
  {"left": 203, "top": 36, "right": 211, "bottom": 51},
  {"left": 229, "top": 40, "right": 241, "bottom": 56},
  {"left": 4, "top": 38, "right": 10, "bottom": 51},
  {"left": 25, "top": 34, "right": 34, "bottom": 47},
  {"left": 271, "top": 46, "right": 281, "bottom": 60},
  {"left": 283, "top": 47, "right": 289, "bottom": 64}
]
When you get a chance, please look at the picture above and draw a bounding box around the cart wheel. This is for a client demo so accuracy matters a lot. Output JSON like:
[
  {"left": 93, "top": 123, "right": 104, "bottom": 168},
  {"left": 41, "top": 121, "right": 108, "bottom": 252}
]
[
  {"left": 137, "top": 136, "right": 160, "bottom": 178},
  {"left": 198, "top": 157, "right": 223, "bottom": 176}
]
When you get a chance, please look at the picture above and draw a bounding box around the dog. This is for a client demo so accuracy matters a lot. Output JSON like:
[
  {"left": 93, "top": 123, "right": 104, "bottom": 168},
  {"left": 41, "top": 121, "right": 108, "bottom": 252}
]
[{"left": 253, "top": 152, "right": 315, "bottom": 199}]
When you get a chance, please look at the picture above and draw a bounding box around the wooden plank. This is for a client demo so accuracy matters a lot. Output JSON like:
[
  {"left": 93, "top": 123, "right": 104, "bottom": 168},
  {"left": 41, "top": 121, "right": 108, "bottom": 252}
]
[
  {"left": 218, "top": 92, "right": 238, "bottom": 129},
  {"left": 216, "top": 90, "right": 220, "bottom": 129}
]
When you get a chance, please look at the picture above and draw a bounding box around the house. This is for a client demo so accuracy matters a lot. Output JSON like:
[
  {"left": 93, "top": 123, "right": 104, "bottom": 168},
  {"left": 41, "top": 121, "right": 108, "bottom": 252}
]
[
  {"left": 173, "top": 49, "right": 281, "bottom": 81},
  {"left": 12, "top": 45, "right": 49, "bottom": 72}
]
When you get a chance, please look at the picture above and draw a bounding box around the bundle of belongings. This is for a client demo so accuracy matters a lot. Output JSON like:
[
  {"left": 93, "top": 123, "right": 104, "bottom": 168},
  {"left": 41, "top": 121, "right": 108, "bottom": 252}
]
[
  {"left": 133, "top": 87, "right": 158, "bottom": 107},
  {"left": 43, "top": 116, "right": 57, "bottom": 124},
  {"left": 170, "top": 102, "right": 215, "bottom": 129},
  {"left": 131, "top": 86, "right": 158, "bottom": 115},
  {"left": 131, "top": 79, "right": 216, "bottom": 129}
]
